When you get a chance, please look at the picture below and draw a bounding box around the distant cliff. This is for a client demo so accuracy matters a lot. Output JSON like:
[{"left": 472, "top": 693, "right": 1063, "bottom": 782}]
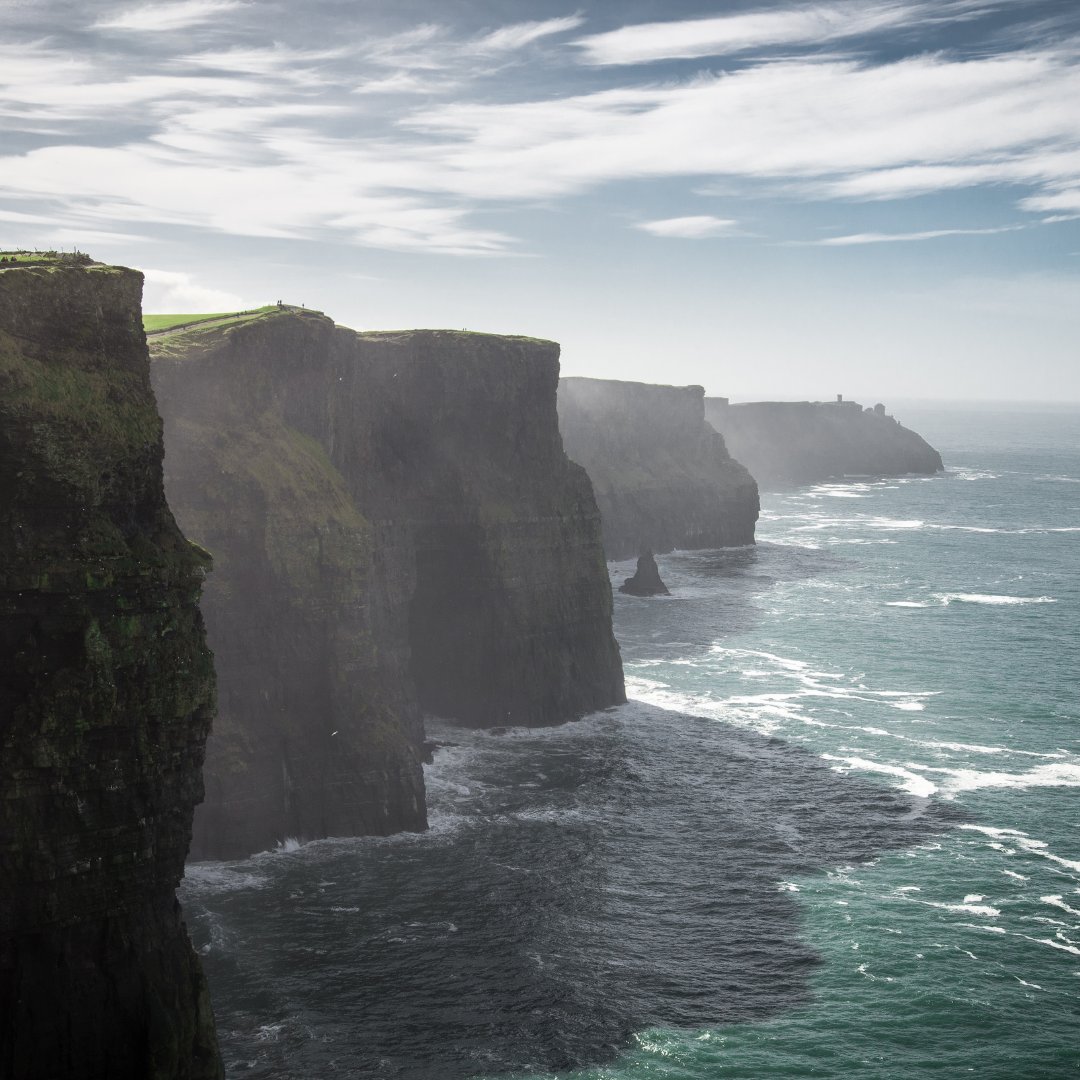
[
  {"left": 557, "top": 377, "right": 758, "bottom": 560},
  {"left": 705, "top": 398, "right": 944, "bottom": 489},
  {"left": 152, "top": 313, "right": 624, "bottom": 859},
  {"left": 0, "top": 263, "right": 220, "bottom": 1077}
]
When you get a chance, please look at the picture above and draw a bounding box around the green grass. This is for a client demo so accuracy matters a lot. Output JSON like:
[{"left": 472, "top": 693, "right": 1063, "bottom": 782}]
[
  {"left": 0, "top": 249, "right": 93, "bottom": 267},
  {"left": 143, "top": 306, "right": 278, "bottom": 333}
]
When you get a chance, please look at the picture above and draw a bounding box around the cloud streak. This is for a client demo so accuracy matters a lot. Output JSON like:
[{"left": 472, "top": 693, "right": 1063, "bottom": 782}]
[
  {"left": 806, "top": 225, "right": 1026, "bottom": 245},
  {"left": 638, "top": 215, "right": 738, "bottom": 238},
  {"left": 573, "top": 1, "right": 971, "bottom": 65},
  {"left": 95, "top": 0, "right": 243, "bottom": 32}
]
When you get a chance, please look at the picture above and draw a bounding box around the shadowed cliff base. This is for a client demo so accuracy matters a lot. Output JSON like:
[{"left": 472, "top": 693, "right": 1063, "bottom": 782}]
[
  {"left": 0, "top": 261, "right": 221, "bottom": 1078},
  {"left": 557, "top": 377, "right": 759, "bottom": 561},
  {"left": 151, "top": 311, "right": 624, "bottom": 860},
  {"left": 705, "top": 398, "right": 944, "bottom": 490},
  {"left": 180, "top": 702, "right": 963, "bottom": 1080}
]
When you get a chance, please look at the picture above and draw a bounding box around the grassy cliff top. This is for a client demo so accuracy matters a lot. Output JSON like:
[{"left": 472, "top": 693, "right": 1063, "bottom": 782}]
[
  {"left": 354, "top": 328, "right": 558, "bottom": 347},
  {"left": 0, "top": 249, "right": 97, "bottom": 269},
  {"left": 144, "top": 305, "right": 284, "bottom": 335}
]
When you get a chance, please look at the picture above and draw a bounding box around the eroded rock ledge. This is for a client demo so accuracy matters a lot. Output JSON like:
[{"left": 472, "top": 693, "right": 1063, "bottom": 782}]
[
  {"left": 0, "top": 263, "right": 221, "bottom": 1078},
  {"left": 557, "top": 377, "right": 759, "bottom": 561},
  {"left": 705, "top": 397, "right": 944, "bottom": 489},
  {"left": 152, "top": 312, "right": 625, "bottom": 860}
]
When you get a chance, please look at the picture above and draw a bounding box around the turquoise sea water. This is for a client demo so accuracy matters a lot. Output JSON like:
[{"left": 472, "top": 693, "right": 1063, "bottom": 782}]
[{"left": 183, "top": 406, "right": 1080, "bottom": 1079}]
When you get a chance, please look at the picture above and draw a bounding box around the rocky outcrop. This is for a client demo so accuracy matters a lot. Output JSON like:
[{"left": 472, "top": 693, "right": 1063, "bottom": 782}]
[
  {"left": 619, "top": 553, "right": 670, "bottom": 596},
  {"left": 557, "top": 377, "right": 758, "bottom": 561},
  {"left": 704, "top": 398, "right": 943, "bottom": 489},
  {"left": 152, "top": 313, "right": 624, "bottom": 858},
  {"left": 0, "top": 263, "right": 221, "bottom": 1078}
]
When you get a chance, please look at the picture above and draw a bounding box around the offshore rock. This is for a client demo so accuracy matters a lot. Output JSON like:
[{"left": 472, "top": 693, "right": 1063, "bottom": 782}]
[
  {"left": 0, "top": 263, "right": 221, "bottom": 1078},
  {"left": 705, "top": 398, "right": 944, "bottom": 489},
  {"left": 619, "top": 553, "right": 670, "bottom": 597},
  {"left": 557, "top": 377, "right": 759, "bottom": 561},
  {"left": 152, "top": 313, "right": 624, "bottom": 857}
]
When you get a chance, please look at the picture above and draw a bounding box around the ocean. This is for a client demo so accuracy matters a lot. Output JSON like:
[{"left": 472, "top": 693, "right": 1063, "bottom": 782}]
[{"left": 181, "top": 405, "right": 1080, "bottom": 1079}]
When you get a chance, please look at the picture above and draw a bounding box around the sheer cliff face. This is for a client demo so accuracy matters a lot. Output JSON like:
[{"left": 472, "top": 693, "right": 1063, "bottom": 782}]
[
  {"left": 557, "top": 377, "right": 759, "bottom": 561},
  {"left": 151, "top": 315, "right": 428, "bottom": 861},
  {"left": 152, "top": 313, "right": 623, "bottom": 856},
  {"left": 704, "top": 399, "right": 944, "bottom": 489},
  {"left": 0, "top": 265, "right": 221, "bottom": 1078}
]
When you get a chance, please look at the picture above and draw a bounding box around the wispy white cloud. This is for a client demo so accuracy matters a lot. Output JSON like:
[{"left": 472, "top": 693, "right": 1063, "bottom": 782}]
[
  {"left": 95, "top": 0, "right": 243, "bottom": 32},
  {"left": 141, "top": 268, "right": 248, "bottom": 311},
  {"left": 352, "top": 72, "right": 459, "bottom": 96},
  {"left": 806, "top": 225, "right": 1025, "bottom": 244},
  {"left": 476, "top": 15, "right": 585, "bottom": 52},
  {"left": 1020, "top": 187, "right": 1080, "bottom": 214},
  {"left": 3, "top": 6, "right": 1079, "bottom": 258},
  {"left": 637, "top": 215, "right": 738, "bottom": 238},
  {"left": 574, "top": 1, "right": 938, "bottom": 65}
]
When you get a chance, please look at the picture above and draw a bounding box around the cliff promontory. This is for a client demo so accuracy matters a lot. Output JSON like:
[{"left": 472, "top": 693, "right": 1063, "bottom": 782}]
[
  {"left": 0, "top": 262, "right": 221, "bottom": 1077},
  {"left": 557, "top": 377, "right": 758, "bottom": 560},
  {"left": 705, "top": 398, "right": 943, "bottom": 488},
  {"left": 151, "top": 313, "right": 624, "bottom": 859}
]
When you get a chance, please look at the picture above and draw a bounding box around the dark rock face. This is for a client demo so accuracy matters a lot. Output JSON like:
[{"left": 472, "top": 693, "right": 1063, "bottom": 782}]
[
  {"left": 705, "top": 398, "right": 944, "bottom": 489},
  {"left": 557, "top": 377, "right": 759, "bottom": 560},
  {"left": 152, "top": 314, "right": 624, "bottom": 857},
  {"left": 0, "top": 265, "right": 221, "bottom": 1078},
  {"left": 619, "top": 553, "right": 670, "bottom": 596}
]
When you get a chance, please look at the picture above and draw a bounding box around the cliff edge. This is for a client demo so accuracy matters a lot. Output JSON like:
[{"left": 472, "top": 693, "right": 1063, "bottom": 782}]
[
  {"left": 558, "top": 377, "right": 759, "bottom": 560},
  {"left": 152, "top": 313, "right": 624, "bottom": 859},
  {"left": 705, "top": 398, "right": 943, "bottom": 489},
  {"left": 0, "top": 262, "right": 221, "bottom": 1078}
]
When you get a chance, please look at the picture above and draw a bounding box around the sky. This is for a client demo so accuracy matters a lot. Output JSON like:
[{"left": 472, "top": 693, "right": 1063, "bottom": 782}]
[{"left": 2, "top": 0, "right": 1079, "bottom": 402}]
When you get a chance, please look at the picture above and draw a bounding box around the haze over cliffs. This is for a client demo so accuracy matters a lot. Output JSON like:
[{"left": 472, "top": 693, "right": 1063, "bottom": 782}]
[
  {"left": 705, "top": 398, "right": 943, "bottom": 489},
  {"left": 152, "top": 311, "right": 625, "bottom": 859},
  {"left": 0, "top": 262, "right": 220, "bottom": 1077},
  {"left": 558, "top": 377, "right": 759, "bottom": 560}
]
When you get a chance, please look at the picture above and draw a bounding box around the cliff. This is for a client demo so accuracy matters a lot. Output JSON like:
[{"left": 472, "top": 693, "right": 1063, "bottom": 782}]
[
  {"left": 0, "top": 262, "right": 221, "bottom": 1077},
  {"left": 151, "top": 313, "right": 624, "bottom": 858},
  {"left": 704, "top": 398, "right": 944, "bottom": 489},
  {"left": 557, "top": 377, "right": 759, "bottom": 561}
]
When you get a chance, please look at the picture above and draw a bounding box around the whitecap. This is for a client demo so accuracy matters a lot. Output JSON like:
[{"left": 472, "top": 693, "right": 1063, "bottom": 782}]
[
  {"left": 958, "top": 824, "right": 1080, "bottom": 874},
  {"left": 1041, "top": 895, "right": 1080, "bottom": 918},
  {"left": 928, "top": 762, "right": 1080, "bottom": 799},
  {"left": 885, "top": 601, "right": 932, "bottom": 608},
  {"left": 866, "top": 518, "right": 925, "bottom": 529},
  {"left": 181, "top": 864, "right": 268, "bottom": 893},
  {"left": 821, "top": 754, "right": 937, "bottom": 797},
  {"left": 935, "top": 593, "right": 1057, "bottom": 606}
]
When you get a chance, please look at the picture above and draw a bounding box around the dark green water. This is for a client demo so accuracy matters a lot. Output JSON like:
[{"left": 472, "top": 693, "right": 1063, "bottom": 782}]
[{"left": 182, "top": 406, "right": 1080, "bottom": 1078}]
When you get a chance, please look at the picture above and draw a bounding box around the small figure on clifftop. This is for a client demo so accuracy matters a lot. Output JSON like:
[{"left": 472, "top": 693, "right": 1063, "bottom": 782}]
[{"left": 619, "top": 552, "right": 670, "bottom": 596}]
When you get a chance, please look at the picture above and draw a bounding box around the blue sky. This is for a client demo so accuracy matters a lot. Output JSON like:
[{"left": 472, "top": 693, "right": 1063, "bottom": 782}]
[{"left": 2, "top": 0, "right": 1079, "bottom": 401}]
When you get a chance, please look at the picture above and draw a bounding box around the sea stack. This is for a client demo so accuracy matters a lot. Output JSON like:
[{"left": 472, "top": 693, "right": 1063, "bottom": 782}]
[
  {"left": 151, "top": 312, "right": 625, "bottom": 859},
  {"left": 557, "top": 377, "right": 759, "bottom": 560},
  {"left": 704, "top": 397, "right": 943, "bottom": 488},
  {"left": 0, "top": 258, "right": 221, "bottom": 1077},
  {"left": 619, "top": 553, "right": 670, "bottom": 596}
]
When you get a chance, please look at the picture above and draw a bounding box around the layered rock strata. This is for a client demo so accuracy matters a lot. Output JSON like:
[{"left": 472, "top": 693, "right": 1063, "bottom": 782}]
[
  {"left": 152, "top": 313, "right": 624, "bottom": 858},
  {"left": 705, "top": 398, "right": 944, "bottom": 489},
  {"left": 557, "top": 377, "right": 759, "bottom": 560},
  {"left": 0, "top": 263, "right": 221, "bottom": 1078}
]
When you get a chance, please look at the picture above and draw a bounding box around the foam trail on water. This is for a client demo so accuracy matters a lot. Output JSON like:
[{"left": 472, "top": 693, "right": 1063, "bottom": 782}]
[{"left": 821, "top": 754, "right": 937, "bottom": 798}]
